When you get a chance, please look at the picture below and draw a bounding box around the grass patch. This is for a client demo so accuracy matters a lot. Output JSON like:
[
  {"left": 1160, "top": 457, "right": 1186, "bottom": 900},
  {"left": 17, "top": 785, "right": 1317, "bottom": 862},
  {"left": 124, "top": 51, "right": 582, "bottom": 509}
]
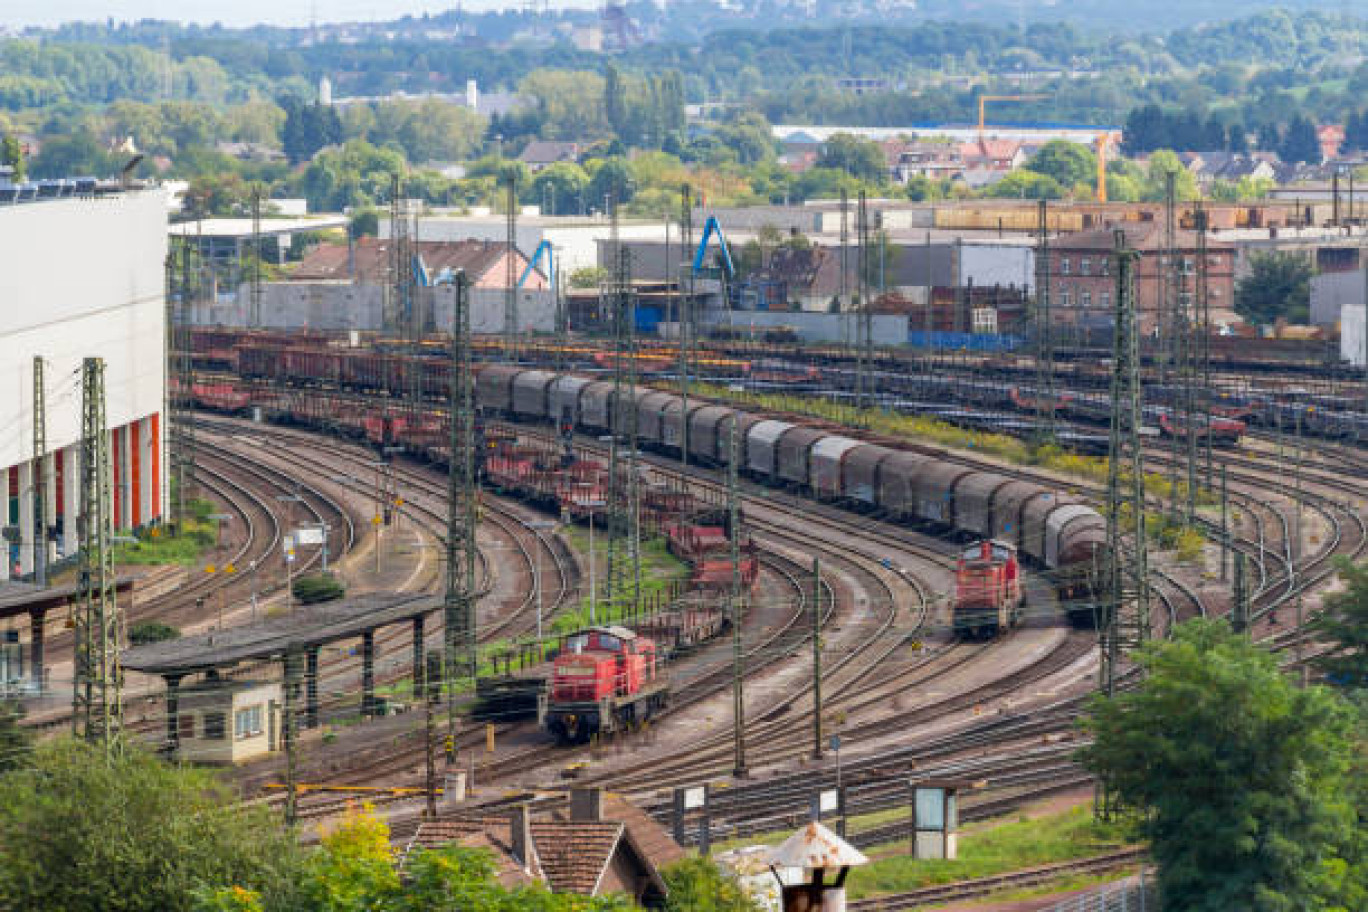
[
  {"left": 111, "top": 498, "right": 220, "bottom": 566},
  {"left": 846, "top": 805, "right": 1133, "bottom": 900},
  {"left": 551, "top": 531, "right": 690, "bottom": 635}
]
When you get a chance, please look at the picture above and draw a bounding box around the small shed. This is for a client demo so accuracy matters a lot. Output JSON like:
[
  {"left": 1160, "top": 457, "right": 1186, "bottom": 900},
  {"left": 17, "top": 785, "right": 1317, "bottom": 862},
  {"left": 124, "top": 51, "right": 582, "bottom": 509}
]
[{"left": 176, "top": 678, "right": 281, "bottom": 765}]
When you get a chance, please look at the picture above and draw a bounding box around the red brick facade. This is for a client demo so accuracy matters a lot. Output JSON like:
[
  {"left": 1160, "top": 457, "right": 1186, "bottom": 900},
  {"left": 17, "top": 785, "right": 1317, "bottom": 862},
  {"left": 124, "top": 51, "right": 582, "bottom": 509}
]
[{"left": 1044, "top": 223, "right": 1235, "bottom": 335}]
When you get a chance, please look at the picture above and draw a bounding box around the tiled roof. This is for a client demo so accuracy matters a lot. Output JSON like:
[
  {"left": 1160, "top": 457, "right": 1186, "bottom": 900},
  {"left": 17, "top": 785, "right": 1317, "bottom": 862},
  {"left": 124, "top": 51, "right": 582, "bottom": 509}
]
[
  {"left": 403, "top": 817, "right": 543, "bottom": 888},
  {"left": 1053, "top": 221, "right": 1233, "bottom": 252},
  {"left": 291, "top": 237, "right": 524, "bottom": 284},
  {"left": 531, "top": 821, "right": 624, "bottom": 895},
  {"left": 520, "top": 141, "right": 580, "bottom": 164}
]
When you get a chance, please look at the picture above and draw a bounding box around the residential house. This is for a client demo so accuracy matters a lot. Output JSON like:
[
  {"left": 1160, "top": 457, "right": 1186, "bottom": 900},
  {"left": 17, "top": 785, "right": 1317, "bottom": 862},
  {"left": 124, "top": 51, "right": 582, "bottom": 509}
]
[
  {"left": 1318, "top": 125, "right": 1345, "bottom": 164},
  {"left": 959, "top": 138, "right": 1027, "bottom": 173},
  {"left": 291, "top": 237, "right": 548, "bottom": 290},
  {"left": 1197, "top": 153, "right": 1278, "bottom": 190},
  {"left": 398, "top": 788, "right": 681, "bottom": 907},
  {"left": 1045, "top": 222, "right": 1236, "bottom": 334},
  {"left": 884, "top": 140, "right": 965, "bottom": 184},
  {"left": 519, "top": 141, "right": 582, "bottom": 172}
]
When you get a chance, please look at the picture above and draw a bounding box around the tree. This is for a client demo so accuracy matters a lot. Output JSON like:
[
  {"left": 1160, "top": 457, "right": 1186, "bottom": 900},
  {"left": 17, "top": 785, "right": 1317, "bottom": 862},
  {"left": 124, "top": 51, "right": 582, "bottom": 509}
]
[
  {"left": 604, "top": 63, "right": 628, "bottom": 142},
  {"left": 282, "top": 98, "right": 343, "bottom": 165},
  {"left": 587, "top": 156, "right": 635, "bottom": 209},
  {"left": 28, "top": 131, "right": 119, "bottom": 179},
  {"left": 531, "top": 161, "right": 591, "bottom": 215},
  {"left": 0, "top": 133, "right": 23, "bottom": 181},
  {"left": 817, "top": 133, "right": 887, "bottom": 184},
  {"left": 1025, "top": 140, "right": 1097, "bottom": 191},
  {"left": 1080, "top": 620, "right": 1360, "bottom": 912},
  {"left": 0, "top": 739, "right": 303, "bottom": 912},
  {"left": 986, "top": 169, "right": 1064, "bottom": 200},
  {"left": 1235, "top": 250, "right": 1315, "bottom": 325},
  {"left": 0, "top": 701, "right": 29, "bottom": 773},
  {"left": 1142, "top": 150, "right": 1198, "bottom": 202},
  {"left": 1312, "top": 558, "right": 1368, "bottom": 687},
  {"left": 1280, "top": 115, "right": 1321, "bottom": 164}
]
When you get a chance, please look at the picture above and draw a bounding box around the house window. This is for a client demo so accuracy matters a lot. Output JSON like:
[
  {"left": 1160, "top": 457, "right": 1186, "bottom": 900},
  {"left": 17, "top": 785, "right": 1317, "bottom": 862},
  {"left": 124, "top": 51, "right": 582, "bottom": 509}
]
[
  {"left": 1060, "top": 258, "right": 1071, "bottom": 275},
  {"left": 203, "top": 711, "right": 226, "bottom": 741},
  {"left": 1211, "top": 287, "right": 1222, "bottom": 297},
  {"left": 1059, "top": 290, "right": 1071, "bottom": 309},
  {"left": 1100, "top": 292, "right": 1111, "bottom": 311},
  {"left": 178, "top": 714, "right": 195, "bottom": 740},
  {"left": 1080, "top": 258, "right": 1091, "bottom": 276},
  {"left": 1101, "top": 258, "right": 1110, "bottom": 276},
  {"left": 1180, "top": 257, "right": 1194, "bottom": 275},
  {"left": 1081, "top": 292, "right": 1092, "bottom": 309},
  {"left": 235, "top": 704, "right": 264, "bottom": 740},
  {"left": 1179, "top": 292, "right": 1194, "bottom": 310},
  {"left": 972, "top": 308, "right": 998, "bottom": 334}
]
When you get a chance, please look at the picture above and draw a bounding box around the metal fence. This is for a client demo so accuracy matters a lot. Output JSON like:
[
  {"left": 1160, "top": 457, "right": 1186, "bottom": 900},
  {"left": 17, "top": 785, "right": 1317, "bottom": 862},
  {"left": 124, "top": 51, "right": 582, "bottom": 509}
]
[{"left": 1046, "top": 871, "right": 1155, "bottom": 912}]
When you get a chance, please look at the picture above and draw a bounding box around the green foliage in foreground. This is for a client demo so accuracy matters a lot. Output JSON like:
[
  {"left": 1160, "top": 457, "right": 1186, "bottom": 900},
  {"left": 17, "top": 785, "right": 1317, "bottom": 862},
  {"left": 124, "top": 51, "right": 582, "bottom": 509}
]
[
  {"left": 0, "top": 739, "right": 304, "bottom": 912},
  {"left": 661, "top": 856, "right": 764, "bottom": 912},
  {"left": 197, "top": 806, "right": 636, "bottom": 912},
  {"left": 1312, "top": 558, "right": 1368, "bottom": 688},
  {"left": 1081, "top": 619, "right": 1365, "bottom": 912},
  {"left": 846, "top": 805, "right": 1130, "bottom": 900},
  {"left": 0, "top": 701, "right": 29, "bottom": 774}
]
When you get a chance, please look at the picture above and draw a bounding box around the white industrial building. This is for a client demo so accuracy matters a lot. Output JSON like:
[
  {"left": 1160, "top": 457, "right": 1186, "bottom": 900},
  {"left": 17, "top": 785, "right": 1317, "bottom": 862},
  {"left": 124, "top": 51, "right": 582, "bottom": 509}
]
[
  {"left": 386, "top": 212, "right": 669, "bottom": 276},
  {"left": 0, "top": 188, "right": 168, "bottom": 580}
]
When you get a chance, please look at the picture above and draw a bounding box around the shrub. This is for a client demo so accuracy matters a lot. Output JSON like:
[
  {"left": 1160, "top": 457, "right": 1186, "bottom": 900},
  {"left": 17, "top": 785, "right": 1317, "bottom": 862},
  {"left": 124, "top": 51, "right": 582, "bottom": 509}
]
[
  {"left": 128, "top": 621, "right": 181, "bottom": 645},
  {"left": 292, "top": 573, "right": 346, "bottom": 605}
]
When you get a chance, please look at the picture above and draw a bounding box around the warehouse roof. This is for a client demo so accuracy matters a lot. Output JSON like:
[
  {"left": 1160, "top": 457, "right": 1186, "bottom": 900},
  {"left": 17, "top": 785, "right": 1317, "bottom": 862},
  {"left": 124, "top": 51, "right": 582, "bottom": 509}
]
[
  {"left": 291, "top": 237, "right": 537, "bottom": 285},
  {"left": 167, "top": 215, "right": 348, "bottom": 239},
  {"left": 121, "top": 593, "right": 439, "bottom": 675}
]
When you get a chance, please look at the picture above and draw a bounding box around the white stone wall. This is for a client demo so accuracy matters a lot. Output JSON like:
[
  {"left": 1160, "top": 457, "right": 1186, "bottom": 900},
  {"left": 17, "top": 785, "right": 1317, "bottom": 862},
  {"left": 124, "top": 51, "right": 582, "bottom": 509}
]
[{"left": 0, "top": 191, "right": 167, "bottom": 469}]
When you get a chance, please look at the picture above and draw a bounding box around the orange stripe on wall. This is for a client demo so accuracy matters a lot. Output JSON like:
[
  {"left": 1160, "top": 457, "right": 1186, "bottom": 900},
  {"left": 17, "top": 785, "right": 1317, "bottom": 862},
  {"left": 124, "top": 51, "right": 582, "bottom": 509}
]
[
  {"left": 130, "top": 420, "right": 142, "bottom": 528},
  {"left": 150, "top": 414, "right": 160, "bottom": 524},
  {"left": 112, "top": 427, "right": 121, "bottom": 529}
]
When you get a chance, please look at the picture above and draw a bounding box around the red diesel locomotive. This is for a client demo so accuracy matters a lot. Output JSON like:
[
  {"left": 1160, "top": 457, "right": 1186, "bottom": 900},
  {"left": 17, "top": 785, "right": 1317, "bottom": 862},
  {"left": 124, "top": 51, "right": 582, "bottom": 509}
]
[{"left": 540, "top": 626, "right": 668, "bottom": 743}]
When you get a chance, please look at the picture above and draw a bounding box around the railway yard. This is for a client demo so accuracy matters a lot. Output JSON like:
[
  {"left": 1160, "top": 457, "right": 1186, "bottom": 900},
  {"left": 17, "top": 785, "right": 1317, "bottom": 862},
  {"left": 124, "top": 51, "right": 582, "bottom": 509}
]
[{"left": 33, "top": 318, "right": 1350, "bottom": 907}]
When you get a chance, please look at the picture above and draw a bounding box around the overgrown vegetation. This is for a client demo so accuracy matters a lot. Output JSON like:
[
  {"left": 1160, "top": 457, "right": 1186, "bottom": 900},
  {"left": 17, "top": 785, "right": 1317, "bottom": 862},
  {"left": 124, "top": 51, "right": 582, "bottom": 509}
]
[
  {"left": 846, "top": 805, "right": 1131, "bottom": 899},
  {"left": 112, "top": 498, "right": 220, "bottom": 566},
  {"left": 551, "top": 532, "right": 690, "bottom": 635}
]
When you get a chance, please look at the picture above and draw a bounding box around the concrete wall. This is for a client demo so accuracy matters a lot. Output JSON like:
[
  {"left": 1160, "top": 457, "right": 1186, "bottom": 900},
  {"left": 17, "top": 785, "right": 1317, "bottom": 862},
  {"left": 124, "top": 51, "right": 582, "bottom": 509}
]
[
  {"left": 215, "top": 282, "right": 557, "bottom": 333},
  {"left": 1343, "top": 302, "right": 1365, "bottom": 368},
  {"left": 1310, "top": 269, "right": 1365, "bottom": 328},
  {"left": 961, "top": 243, "right": 1035, "bottom": 293},
  {"left": 700, "top": 309, "right": 908, "bottom": 345},
  {"left": 0, "top": 191, "right": 167, "bottom": 577}
]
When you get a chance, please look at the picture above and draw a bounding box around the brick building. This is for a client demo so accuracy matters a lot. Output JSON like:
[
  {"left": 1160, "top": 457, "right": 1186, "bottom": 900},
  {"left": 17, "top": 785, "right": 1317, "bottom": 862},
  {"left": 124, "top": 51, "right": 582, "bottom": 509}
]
[{"left": 1045, "top": 222, "right": 1235, "bottom": 335}]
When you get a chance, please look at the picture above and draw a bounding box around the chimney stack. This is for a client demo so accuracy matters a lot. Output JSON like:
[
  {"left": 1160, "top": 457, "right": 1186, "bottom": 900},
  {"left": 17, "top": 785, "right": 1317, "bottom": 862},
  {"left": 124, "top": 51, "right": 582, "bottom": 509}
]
[
  {"left": 570, "top": 787, "right": 603, "bottom": 822},
  {"left": 510, "top": 804, "right": 533, "bottom": 867}
]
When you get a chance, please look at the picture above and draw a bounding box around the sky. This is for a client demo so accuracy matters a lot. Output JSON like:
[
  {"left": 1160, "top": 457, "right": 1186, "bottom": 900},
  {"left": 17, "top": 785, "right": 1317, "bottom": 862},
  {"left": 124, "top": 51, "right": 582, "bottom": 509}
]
[{"left": 8, "top": 1, "right": 604, "bottom": 29}]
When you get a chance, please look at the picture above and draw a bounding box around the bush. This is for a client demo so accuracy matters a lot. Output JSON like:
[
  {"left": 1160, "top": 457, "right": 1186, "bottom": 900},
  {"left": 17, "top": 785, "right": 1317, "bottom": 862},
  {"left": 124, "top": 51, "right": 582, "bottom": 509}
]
[
  {"left": 293, "top": 573, "right": 346, "bottom": 605},
  {"left": 128, "top": 621, "right": 181, "bottom": 645}
]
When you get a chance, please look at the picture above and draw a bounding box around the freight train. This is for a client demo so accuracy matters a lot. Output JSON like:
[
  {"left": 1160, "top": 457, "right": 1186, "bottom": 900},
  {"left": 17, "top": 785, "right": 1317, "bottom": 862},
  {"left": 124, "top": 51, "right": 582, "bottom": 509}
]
[
  {"left": 470, "top": 365, "right": 1105, "bottom": 627},
  {"left": 200, "top": 352, "right": 1110, "bottom": 627}
]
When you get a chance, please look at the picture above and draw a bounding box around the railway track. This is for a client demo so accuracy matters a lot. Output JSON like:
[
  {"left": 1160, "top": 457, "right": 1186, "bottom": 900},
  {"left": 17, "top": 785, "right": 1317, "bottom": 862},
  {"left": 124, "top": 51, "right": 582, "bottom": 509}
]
[{"left": 846, "top": 848, "right": 1147, "bottom": 911}]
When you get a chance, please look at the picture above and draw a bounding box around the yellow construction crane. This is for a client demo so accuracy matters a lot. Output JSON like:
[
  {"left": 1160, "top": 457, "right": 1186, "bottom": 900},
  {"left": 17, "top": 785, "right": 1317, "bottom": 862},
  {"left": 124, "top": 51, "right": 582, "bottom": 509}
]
[
  {"left": 977, "top": 94, "right": 1047, "bottom": 139},
  {"left": 1095, "top": 130, "right": 1122, "bottom": 203}
]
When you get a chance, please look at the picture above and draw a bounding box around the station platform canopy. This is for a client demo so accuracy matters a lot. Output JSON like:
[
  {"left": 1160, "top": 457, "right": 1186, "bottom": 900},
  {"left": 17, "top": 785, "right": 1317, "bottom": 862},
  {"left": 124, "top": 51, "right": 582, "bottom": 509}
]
[
  {"left": 123, "top": 593, "right": 439, "bottom": 676},
  {"left": 0, "top": 577, "right": 136, "bottom": 622}
]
